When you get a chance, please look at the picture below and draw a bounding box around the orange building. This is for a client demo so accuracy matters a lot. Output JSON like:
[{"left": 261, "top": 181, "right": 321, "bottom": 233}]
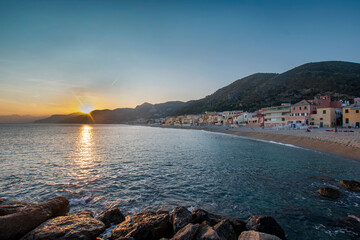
[{"left": 343, "top": 98, "right": 360, "bottom": 128}]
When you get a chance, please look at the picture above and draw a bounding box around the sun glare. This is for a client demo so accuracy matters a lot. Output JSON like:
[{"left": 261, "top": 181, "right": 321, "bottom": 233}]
[{"left": 81, "top": 104, "right": 94, "bottom": 114}]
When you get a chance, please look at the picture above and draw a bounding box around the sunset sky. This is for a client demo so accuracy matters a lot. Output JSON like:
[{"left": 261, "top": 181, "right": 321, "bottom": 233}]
[{"left": 1, "top": 0, "right": 360, "bottom": 116}]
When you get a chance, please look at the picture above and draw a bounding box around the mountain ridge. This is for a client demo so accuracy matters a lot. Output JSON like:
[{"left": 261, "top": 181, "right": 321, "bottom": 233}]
[{"left": 35, "top": 61, "right": 360, "bottom": 124}]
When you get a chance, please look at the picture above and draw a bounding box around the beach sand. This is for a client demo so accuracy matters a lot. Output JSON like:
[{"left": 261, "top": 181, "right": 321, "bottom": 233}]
[{"left": 154, "top": 125, "right": 360, "bottom": 161}]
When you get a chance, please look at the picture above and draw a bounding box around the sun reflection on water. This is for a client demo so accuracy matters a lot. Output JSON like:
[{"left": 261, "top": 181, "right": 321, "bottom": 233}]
[{"left": 71, "top": 125, "right": 97, "bottom": 182}]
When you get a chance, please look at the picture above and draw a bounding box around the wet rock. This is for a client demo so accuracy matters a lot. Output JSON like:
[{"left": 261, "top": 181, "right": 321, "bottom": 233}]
[
  {"left": 0, "top": 198, "right": 6, "bottom": 204},
  {"left": 97, "top": 207, "right": 125, "bottom": 228},
  {"left": 192, "top": 209, "right": 223, "bottom": 226},
  {"left": 336, "top": 214, "right": 360, "bottom": 237},
  {"left": 170, "top": 206, "right": 193, "bottom": 232},
  {"left": 171, "top": 223, "right": 199, "bottom": 240},
  {"left": 340, "top": 180, "right": 360, "bottom": 191},
  {"left": 226, "top": 218, "right": 247, "bottom": 237},
  {"left": 213, "top": 219, "right": 237, "bottom": 240},
  {"left": 246, "top": 216, "right": 286, "bottom": 240},
  {"left": 0, "top": 196, "right": 69, "bottom": 240},
  {"left": 191, "top": 209, "right": 246, "bottom": 236},
  {"left": 0, "top": 202, "right": 36, "bottom": 216},
  {"left": 239, "top": 230, "right": 282, "bottom": 240},
  {"left": 316, "top": 187, "right": 341, "bottom": 199},
  {"left": 195, "top": 223, "right": 220, "bottom": 240},
  {"left": 21, "top": 211, "right": 105, "bottom": 240},
  {"left": 109, "top": 210, "right": 173, "bottom": 240}
]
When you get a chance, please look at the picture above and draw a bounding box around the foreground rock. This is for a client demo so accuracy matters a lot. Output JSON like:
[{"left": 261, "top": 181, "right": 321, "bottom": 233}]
[
  {"left": 213, "top": 219, "right": 237, "bottom": 240},
  {"left": 340, "top": 180, "right": 360, "bottom": 191},
  {"left": 239, "top": 231, "right": 282, "bottom": 240},
  {"left": 170, "top": 206, "right": 193, "bottom": 232},
  {"left": 171, "top": 223, "right": 200, "bottom": 240},
  {"left": 21, "top": 211, "right": 105, "bottom": 240},
  {"left": 97, "top": 207, "right": 125, "bottom": 228},
  {"left": 0, "top": 201, "right": 36, "bottom": 216},
  {"left": 195, "top": 222, "right": 221, "bottom": 240},
  {"left": 191, "top": 209, "right": 246, "bottom": 236},
  {"left": 336, "top": 214, "right": 360, "bottom": 238},
  {"left": 0, "top": 196, "right": 69, "bottom": 240},
  {"left": 246, "top": 216, "right": 286, "bottom": 240},
  {"left": 109, "top": 211, "right": 173, "bottom": 240},
  {"left": 316, "top": 187, "right": 341, "bottom": 199}
]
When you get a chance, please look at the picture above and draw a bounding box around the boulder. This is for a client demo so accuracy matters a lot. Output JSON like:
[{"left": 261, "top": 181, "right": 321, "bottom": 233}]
[
  {"left": 316, "top": 187, "right": 341, "bottom": 199},
  {"left": 213, "top": 219, "right": 237, "bottom": 240},
  {"left": 0, "top": 196, "right": 69, "bottom": 240},
  {"left": 195, "top": 223, "right": 220, "bottom": 240},
  {"left": 191, "top": 209, "right": 246, "bottom": 236},
  {"left": 246, "top": 216, "right": 286, "bottom": 240},
  {"left": 336, "top": 214, "right": 360, "bottom": 237},
  {"left": 340, "top": 180, "right": 360, "bottom": 191},
  {"left": 226, "top": 218, "right": 247, "bottom": 237},
  {"left": 170, "top": 206, "right": 193, "bottom": 232},
  {"left": 0, "top": 198, "right": 6, "bottom": 204},
  {"left": 21, "top": 211, "right": 105, "bottom": 240},
  {"left": 0, "top": 202, "right": 36, "bottom": 216},
  {"left": 109, "top": 210, "right": 173, "bottom": 240},
  {"left": 97, "top": 207, "right": 125, "bottom": 228},
  {"left": 238, "top": 230, "right": 282, "bottom": 240},
  {"left": 171, "top": 223, "right": 200, "bottom": 240},
  {"left": 192, "top": 209, "right": 223, "bottom": 226}
]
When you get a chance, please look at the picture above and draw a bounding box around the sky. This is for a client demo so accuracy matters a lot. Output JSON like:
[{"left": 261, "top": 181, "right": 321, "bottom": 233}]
[{"left": 0, "top": 0, "right": 360, "bottom": 116}]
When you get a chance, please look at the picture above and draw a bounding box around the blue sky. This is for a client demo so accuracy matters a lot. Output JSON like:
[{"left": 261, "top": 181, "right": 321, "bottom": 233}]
[{"left": 0, "top": 0, "right": 359, "bottom": 115}]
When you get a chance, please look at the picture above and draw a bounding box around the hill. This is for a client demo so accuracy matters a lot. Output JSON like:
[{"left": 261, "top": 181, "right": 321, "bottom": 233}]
[
  {"left": 35, "top": 61, "right": 360, "bottom": 123},
  {"left": 173, "top": 61, "right": 360, "bottom": 114}
]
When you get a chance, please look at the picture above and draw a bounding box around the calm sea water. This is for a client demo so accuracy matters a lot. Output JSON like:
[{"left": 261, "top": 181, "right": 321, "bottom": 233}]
[{"left": 0, "top": 124, "right": 360, "bottom": 239}]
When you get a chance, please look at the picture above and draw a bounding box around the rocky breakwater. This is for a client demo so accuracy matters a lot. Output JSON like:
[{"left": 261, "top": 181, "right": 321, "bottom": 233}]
[{"left": 0, "top": 197, "right": 287, "bottom": 240}]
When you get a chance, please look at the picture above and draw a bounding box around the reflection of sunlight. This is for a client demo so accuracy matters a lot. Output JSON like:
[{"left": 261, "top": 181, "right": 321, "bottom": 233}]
[{"left": 71, "top": 125, "right": 95, "bottom": 181}]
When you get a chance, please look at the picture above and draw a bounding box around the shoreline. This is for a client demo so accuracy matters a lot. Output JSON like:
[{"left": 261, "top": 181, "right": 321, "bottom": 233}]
[{"left": 149, "top": 125, "right": 360, "bottom": 161}]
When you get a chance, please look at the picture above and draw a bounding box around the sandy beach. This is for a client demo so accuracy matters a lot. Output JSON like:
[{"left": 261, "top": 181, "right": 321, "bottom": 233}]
[{"left": 154, "top": 125, "right": 360, "bottom": 161}]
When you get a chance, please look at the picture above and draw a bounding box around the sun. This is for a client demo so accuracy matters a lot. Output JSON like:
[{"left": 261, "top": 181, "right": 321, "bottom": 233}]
[{"left": 80, "top": 104, "right": 94, "bottom": 114}]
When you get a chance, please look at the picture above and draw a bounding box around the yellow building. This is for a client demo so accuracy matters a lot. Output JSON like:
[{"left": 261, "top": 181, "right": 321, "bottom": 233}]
[
  {"left": 310, "top": 107, "right": 337, "bottom": 127},
  {"left": 343, "top": 98, "right": 360, "bottom": 128}
]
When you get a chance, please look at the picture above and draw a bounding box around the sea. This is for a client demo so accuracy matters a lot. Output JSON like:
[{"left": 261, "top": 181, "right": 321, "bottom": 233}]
[{"left": 0, "top": 124, "right": 359, "bottom": 239}]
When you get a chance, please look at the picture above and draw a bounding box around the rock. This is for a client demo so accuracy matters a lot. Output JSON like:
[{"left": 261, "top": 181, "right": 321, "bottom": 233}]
[
  {"left": 195, "top": 223, "right": 220, "bottom": 240},
  {"left": 192, "top": 209, "right": 223, "bottom": 226},
  {"left": 340, "top": 180, "right": 360, "bottom": 191},
  {"left": 0, "top": 202, "right": 36, "bottom": 216},
  {"left": 246, "top": 216, "right": 286, "bottom": 240},
  {"left": 21, "top": 211, "right": 105, "bottom": 240},
  {"left": 226, "top": 218, "right": 247, "bottom": 237},
  {"left": 336, "top": 214, "right": 360, "bottom": 237},
  {"left": 238, "top": 230, "right": 282, "bottom": 240},
  {"left": 316, "top": 187, "right": 341, "bottom": 199},
  {"left": 109, "top": 210, "right": 173, "bottom": 240},
  {"left": 0, "top": 196, "right": 69, "bottom": 240},
  {"left": 191, "top": 209, "right": 246, "bottom": 236},
  {"left": 171, "top": 223, "right": 200, "bottom": 240},
  {"left": 97, "top": 207, "right": 125, "bottom": 228},
  {"left": 0, "top": 198, "right": 6, "bottom": 204},
  {"left": 170, "top": 206, "right": 193, "bottom": 233},
  {"left": 213, "top": 219, "right": 237, "bottom": 240}
]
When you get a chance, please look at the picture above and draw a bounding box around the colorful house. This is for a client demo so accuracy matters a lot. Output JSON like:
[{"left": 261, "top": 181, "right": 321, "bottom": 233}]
[
  {"left": 343, "top": 98, "right": 360, "bottom": 128},
  {"left": 264, "top": 104, "right": 291, "bottom": 127}
]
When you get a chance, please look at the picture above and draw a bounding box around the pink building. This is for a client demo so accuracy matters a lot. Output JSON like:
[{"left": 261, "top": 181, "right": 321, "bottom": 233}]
[{"left": 289, "top": 100, "right": 314, "bottom": 125}]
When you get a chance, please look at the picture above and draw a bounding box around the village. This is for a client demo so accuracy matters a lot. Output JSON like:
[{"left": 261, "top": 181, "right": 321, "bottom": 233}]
[{"left": 152, "top": 96, "right": 360, "bottom": 129}]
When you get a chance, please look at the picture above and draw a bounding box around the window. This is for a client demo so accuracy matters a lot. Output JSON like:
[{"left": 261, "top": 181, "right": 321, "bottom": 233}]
[
  {"left": 323, "top": 110, "right": 326, "bottom": 114},
  {"left": 304, "top": 106, "right": 307, "bottom": 110},
  {"left": 346, "top": 118, "right": 349, "bottom": 124},
  {"left": 299, "top": 106, "right": 302, "bottom": 110},
  {"left": 320, "top": 118, "right": 323, "bottom": 120},
  {"left": 357, "top": 110, "right": 359, "bottom": 113},
  {"left": 293, "top": 107, "right": 295, "bottom": 110},
  {"left": 345, "top": 109, "right": 349, "bottom": 113},
  {"left": 311, "top": 118, "right": 314, "bottom": 120}
]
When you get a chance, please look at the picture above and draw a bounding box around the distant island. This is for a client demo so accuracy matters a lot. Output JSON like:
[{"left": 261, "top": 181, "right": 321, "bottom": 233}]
[{"left": 33, "top": 61, "right": 360, "bottom": 124}]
